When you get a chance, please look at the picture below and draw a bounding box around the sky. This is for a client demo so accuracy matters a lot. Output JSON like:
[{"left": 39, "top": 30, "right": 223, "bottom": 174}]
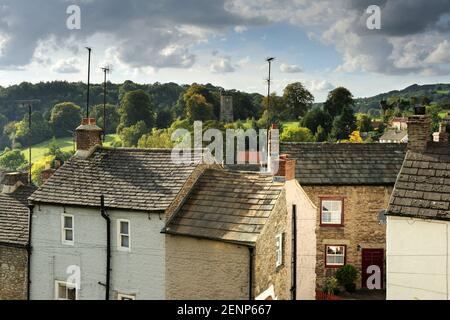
[{"left": 2, "top": 0, "right": 450, "bottom": 101}]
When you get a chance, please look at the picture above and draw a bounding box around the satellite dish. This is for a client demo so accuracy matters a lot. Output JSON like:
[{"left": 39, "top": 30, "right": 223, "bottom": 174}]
[{"left": 378, "top": 210, "right": 387, "bottom": 225}]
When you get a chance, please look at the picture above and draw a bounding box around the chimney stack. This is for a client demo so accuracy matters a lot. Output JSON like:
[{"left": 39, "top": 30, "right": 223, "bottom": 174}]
[
  {"left": 274, "top": 154, "right": 296, "bottom": 182},
  {"left": 75, "top": 118, "right": 102, "bottom": 157},
  {"left": 2, "top": 172, "right": 28, "bottom": 194},
  {"left": 407, "top": 106, "right": 431, "bottom": 153}
]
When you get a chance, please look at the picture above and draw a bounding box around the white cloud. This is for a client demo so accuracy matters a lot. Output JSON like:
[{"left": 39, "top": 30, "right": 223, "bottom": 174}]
[
  {"left": 425, "top": 40, "right": 450, "bottom": 64},
  {"left": 307, "top": 80, "right": 334, "bottom": 92},
  {"left": 280, "top": 63, "right": 302, "bottom": 73},
  {"left": 51, "top": 58, "right": 80, "bottom": 74},
  {"left": 234, "top": 25, "right": 248, "bottom": 33},
  {"left": 210, "top": 56, "right": 235, "bottom": 73}
]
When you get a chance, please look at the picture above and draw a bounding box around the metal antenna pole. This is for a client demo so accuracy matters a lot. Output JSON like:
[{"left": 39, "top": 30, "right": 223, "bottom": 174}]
[
  {"left": 100, "top": 66, "right": 110, "bottom": 142},
  {"left": 266, "top": 57, "right": 275, "bottom": 122},
  {"left": 86, "top": 47, "right": 92, "bottom": 118}
]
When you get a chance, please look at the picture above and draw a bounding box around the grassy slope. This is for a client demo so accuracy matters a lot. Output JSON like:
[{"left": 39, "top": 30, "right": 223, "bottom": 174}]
[{"left": 21, "top": 134, "right": 120, "bottom": 163}]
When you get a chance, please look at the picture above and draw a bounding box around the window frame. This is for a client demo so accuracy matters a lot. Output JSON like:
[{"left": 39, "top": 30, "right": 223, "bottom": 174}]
[
  {"left": 117, "top": 293, "right": 136, "bottom": 300},
  {"left": 61, "top": 214, "right": 74, "bottom": 245},
  {"left": 117, "top": 219, "right": 131, "bottom": 252},
  {"left": 319, "top": 197, "right": 344, "bottom": 227},
  {"left": 275, "top": 233, "right": 284, "bottom": 268},
  {"left": 325, "top": 245, "right": 346, "bottom": 268},
  {"left": 54, "top": 280, "right": 78, "bottom": 300}
]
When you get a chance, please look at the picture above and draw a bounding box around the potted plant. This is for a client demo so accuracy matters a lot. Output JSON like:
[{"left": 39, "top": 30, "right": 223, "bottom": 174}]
[
  {"left": 335, "top": 265, "right": 358, "bottom": 293},
  {"left": 323, "top": 276, "right": 339, "bottom": 295}
]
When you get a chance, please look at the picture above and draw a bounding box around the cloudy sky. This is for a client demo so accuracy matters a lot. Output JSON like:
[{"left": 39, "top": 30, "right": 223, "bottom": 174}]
[{"left": 1, "top": 0, "right": 450, "bottom": 101}]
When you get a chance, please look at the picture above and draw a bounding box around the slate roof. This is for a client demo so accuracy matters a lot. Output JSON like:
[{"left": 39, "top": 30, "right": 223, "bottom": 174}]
[
  {"left": 379, "top": 130, "right": 408, "bottom": 142},
  {"left": 386, "top": 143, "right": 450, "bottom": 221},
  {"left": 280, "top": 143, "right": 407, "bottom": 185},
  {"left": 29, "top": 147, "right": 201, "bottom": 212},
  {"left": 163, "top": 169, "right": 284, "bottom": 245},
  {"left": 0, "top": 185, "right": 36, "bottom": 246}
]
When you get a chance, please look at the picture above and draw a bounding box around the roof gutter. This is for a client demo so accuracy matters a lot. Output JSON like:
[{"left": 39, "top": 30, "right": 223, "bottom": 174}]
[{"left": 26, "top": 204, "right": 34, "bottom": 300}]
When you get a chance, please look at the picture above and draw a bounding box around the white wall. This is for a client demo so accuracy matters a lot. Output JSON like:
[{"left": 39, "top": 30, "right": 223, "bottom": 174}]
[
  {"left": 30, "top": 204, "right": 165, "bottom": 300},
  {"left": 285, "top": 179, "right": 317, "bottom": 300},
  {"left": 387, "top": 216, "right": 450, "bottom": 300}
]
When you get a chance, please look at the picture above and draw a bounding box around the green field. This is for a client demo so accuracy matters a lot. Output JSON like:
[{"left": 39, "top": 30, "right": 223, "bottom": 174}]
[{"left": 21, "top": 134, "right": 120, "bottom": 163}]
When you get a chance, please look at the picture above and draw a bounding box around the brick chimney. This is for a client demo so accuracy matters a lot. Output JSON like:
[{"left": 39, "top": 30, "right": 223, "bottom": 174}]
[
  {"left": 407, "top": 106, "right": 431, "bottom": 153},
  {"left": 75, "top": 118, "right": 102, "bottom": 157},
  {"left": 274, "top": 154, "right": 296, "bottom": 182},
  {"left": 2, "top": 172, "right": 28, "bottom": 194}
]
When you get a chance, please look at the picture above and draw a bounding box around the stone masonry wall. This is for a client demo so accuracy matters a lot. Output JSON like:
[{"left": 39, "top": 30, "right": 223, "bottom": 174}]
[
  {"left": 303, "top": 185, "right": 392, "bottom": 290},
  {"left": 0, "top": 245, "right": 27, "bottom": 300},
  {"left": 254, "top": 189, "right": 290, "bottom": 300}
]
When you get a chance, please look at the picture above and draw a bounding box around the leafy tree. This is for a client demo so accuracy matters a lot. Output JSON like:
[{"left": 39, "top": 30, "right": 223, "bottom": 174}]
[
  {"left": 427, "top": 104, "right": 442, "bottom": 132},
  {"left": 314, "top": 125, "right": 328, "bottom": 142},
  {"left": 15, "top": 111, "right": 52, "bottom": 146},
  {"left": 0, "top": 149, "right": 28, "bottom": 171},
  {"left": 45, "top": 138, "right": 74, "bottom": 162},
  {"left": 186, "top": 93, "right": 214, "bottom": 122},
  {"left": 138, "top": 128, "right": 173, "bottom": 148},
  {"left": 119, "top": 90, "right": 154, "bottom": 129},
  {"left": 330, "top": 105, "right": 357, "bottom": 141},
  {"left": 50, "top": 102, "right": 82, "bottom": 138},
  {"left": 324, "top": 87, "right": 354, "bottom": 118},
  {"left": 282, "top": 82, "right": 314, "bottom": 120},
  {"left": 31, "top": 155, "right": 54, "bottom": 186},
  {"left": 156, "top": 108, "right": 173, "bottom": 129},
  {"left": 280, "top": 126, "right": 314, "bottom": 142},
  {"left": 345, "top": 131, "right": 363, "bottom": 143},
  {"left": 356, "top": 113, "right": 373, "bottom": 133},
  {"left": 262, "top": 93, "right": 286, "bottom": 122},
  {"left": 91, "top": 104, "right": 120, "bottom": 134},
  {"left": 119, "top": 121, "right": 148, "bottom": 147},
  {"left": 302, "top": 108, "right": 332, "bottom": 135}
]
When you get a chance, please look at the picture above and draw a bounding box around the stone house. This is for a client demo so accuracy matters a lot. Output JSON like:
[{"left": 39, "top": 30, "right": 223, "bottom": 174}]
[
  {"left": 28, "top": 118, "right": 210, "bottom": 300},
  {"left": 280, "top": 142, "right": 407, "bottom": 290},
  {"left": 163, "top": 154, "right": 317, "bottom": 300},
  {"left": 0, "top": 172, "right": 36, "bottom": 300},
  {"left": 386, "top": 113, "right": 450, "bottom": 300}
]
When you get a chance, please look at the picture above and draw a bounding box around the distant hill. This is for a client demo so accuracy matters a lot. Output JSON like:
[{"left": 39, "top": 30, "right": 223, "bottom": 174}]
[{"left": 354, "top": 83, "right": 450, "bottom": 115}]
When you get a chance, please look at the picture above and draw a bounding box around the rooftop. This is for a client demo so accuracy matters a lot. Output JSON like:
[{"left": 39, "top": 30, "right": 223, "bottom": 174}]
[
  {"left": 0, "top": 185, "right": 36, "bottom": 247},
  {"left": 379, "top": 130, "right": 408, "bottom": 142},
  {"left": 386, "top": 142, "right": 450, "bottom": 221},
  {"left": 280, "top": 142, "right": 407, "bottom": 185},
  {"left": 29, "top": 147, "right": 202, "bottom": 212},
  {"left": 163, "top": 169, "right": 283, "bottom": 246}
]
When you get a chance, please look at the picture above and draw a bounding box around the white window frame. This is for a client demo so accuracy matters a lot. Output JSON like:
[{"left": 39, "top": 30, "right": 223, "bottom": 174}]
[
  {"left": 275, "top": 233, "right": 283, "bottom": 268},
  {"left": 55, "top": 280, "right": 78, "bottom": 300},
  {"left": 325, "top": 245, "right": 346, "bottom": 267},
  {"left": 117, "top": 219, "right": 131, "bottom": 252},
  {"left": 117, "top": 293, "right": 136, "bottom": 300},
  {"left": 320, "top": 199, "right": 343, "bottom": 225},
  {"left": 61, "top": 214, "right": 74, "bottom": 245}
]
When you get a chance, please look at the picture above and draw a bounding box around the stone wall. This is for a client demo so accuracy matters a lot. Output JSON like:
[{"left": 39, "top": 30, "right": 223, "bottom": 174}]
[
  {"left": 254, "top": 189, "right": 290, "bottom": 300},
  {"left": 166, "top": 235, "right": 249, "bottom": 300},
  {"left": 303, "top": 185, "right": 392, "bottom": 289},
  {"left": 0, "top": 245, "right": 27, "bottom": 300}
]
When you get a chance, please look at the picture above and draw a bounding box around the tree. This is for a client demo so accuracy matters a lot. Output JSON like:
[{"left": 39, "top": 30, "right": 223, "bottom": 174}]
[
  {"left": 282, "top": 82, "right": 314, "bottom": 120},
  {"left": 324, "top": 87, "right": 354, "bottom": 118},
  {"left": 0, "top": 149, "right": 28, "bottom": 171},
  {"left": 155, "top": 109, "right": 173, "bottom": 129},
  {"left": 50, "top": 102, "right": 82, "bottom": 138},
  {"left": 119, "top": 121, "right": 148, "bottom": 147},
  {"left": 302, "top": 108, "right": 332, "bottom": 135},
  {"left": 138, "top": 128, "right": 173, "bottom": 148},
  {"left": 15, "top": 111, "right": 52, "bottom": 146},
  {"left": 346, "top": 131, "right": 363, "bottom": 143},
  {"left": 119, "top": 90, "right": 154, "bottom": 129},
  {"left": 356, "top": 113, "right": 373, "bottom": 133},
  {"left": 280, "top": 126, "right": 315, "bottom": 142},
  {"left": 91, "top": 104, "right": 120, "bottom": 134},
  {"left": 186, "top": 93, "right": 214, "bottom": 122},
  {"left": 262, "top": 93, "right": 286, "bottom": 122},
  {"left": 330, "top": 105, "right": 357, "bottom": 141},
  {"left": 178, "top": 84, "right": 220, "bottom": 119},
  {"left": 45, "top": 138, "right": 74, "bottom": 162},
  {"left": 314, "top": 125, "right": 328, "bottom": 142}
]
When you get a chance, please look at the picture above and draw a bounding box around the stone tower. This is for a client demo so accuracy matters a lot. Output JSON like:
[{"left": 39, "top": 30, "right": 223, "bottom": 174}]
[{"left": 220, "top": 95, "right": 233, "bottom": 123}]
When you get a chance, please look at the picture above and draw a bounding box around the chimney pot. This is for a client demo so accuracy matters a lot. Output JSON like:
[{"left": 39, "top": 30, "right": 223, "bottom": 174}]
[
  {"left": 274, "top": 154, "right": 296, "bottom": 181},
  {"left": 414, "top": 105, "right": 426, "bottom": 116}
]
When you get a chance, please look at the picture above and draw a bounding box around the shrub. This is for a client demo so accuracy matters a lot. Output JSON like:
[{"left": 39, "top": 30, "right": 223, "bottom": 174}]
[
  {"left": 280, "top": 126, "right": 314, "bottom": 142},
  {"left": 335, "top": 265, "right": 358, "bottom": 293},
  {"left": 323, "top": 277, "right": 339, "bottom": 295}
]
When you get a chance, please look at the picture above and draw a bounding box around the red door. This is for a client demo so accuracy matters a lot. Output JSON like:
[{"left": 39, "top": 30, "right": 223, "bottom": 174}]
[{"left": 361, "top": 249, "right": 384, "bottom": 289}]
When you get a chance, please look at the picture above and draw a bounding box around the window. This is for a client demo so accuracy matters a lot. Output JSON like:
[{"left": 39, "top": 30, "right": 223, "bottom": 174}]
[
  {"left": 320, "top": 199, "right": 343, "bottom": 225},
  {"left": 325, "top": 245, "right": 346, "bottom": 267},
  {"left": 117, "top": 219, "right": 130, "bottom": 251},
  {"left": 275, "top": 233, "right": 284, "bottom": 268},
  {"left": 118, "top": 293, "right": 136, "bottom": 300},
  {"left": 61, "top": 214, "right": 74, "bottom": 245},
  {"left": 55, "top": 281, "right": 77, "bottom": 300}
]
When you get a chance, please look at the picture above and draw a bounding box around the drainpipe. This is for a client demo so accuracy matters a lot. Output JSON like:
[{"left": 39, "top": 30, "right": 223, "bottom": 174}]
[
  {"left": 100, "top": 195, "right": 111, "bottom": 300},
  {"left": 291, "top": 204, "right": 297, "bottom": 300},
  {"left": 26, "top": 204, "right": 34, "bottom": 300},
  {"left": 248, "top": 247, "right": 254, "bottom": 300}
]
